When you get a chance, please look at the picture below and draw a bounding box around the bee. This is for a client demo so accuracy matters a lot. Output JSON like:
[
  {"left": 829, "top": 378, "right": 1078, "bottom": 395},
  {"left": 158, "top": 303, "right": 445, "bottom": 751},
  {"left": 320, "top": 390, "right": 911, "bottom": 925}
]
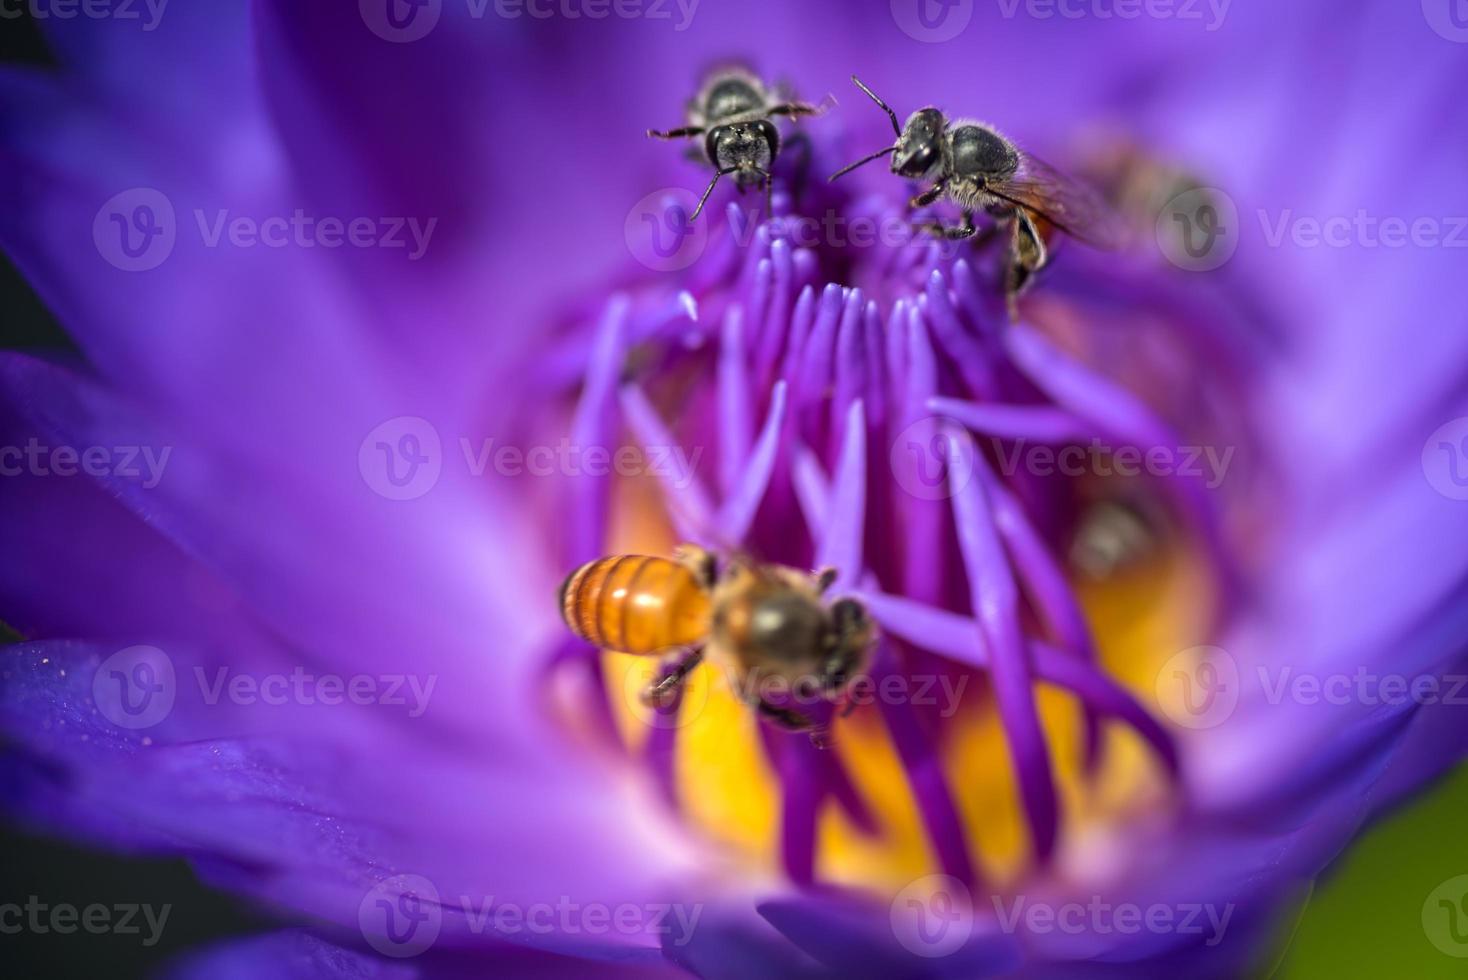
[
  {"left": 1074, "top": 137, "right": 1220, "bottom": 259},
  {"left": 559, "top": 544, "right": 874, "bottom": 743},
  {"left": 1068, "top": 498, "right": 1158, "bottom": 580},
  {"left": 648, "top": 67, "right": 825, "bottom": 223},
  {"left": 829, "top": 76, "right": 1122, "bottom": 320}
]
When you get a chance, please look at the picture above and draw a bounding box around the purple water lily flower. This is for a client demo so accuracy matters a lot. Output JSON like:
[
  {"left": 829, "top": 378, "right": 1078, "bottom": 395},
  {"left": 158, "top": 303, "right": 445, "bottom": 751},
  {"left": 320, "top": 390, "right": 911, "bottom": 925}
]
[{"left": 3, "top": 1, "right": 1467, "bottom": 977}]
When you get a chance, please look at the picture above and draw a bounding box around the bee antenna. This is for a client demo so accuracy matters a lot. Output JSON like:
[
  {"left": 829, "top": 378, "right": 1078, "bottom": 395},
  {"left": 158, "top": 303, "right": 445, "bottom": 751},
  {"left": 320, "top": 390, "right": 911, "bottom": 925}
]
[
  {"left": 828, "top": 146, "right": 896, "bottom": 183},
  {"left": 850, "top": 75, "right": 901, "bottom": 138}
]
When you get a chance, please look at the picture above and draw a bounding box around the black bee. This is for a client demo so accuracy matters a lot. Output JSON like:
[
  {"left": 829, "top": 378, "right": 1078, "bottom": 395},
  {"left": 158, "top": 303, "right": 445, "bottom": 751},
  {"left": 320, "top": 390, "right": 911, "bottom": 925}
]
[
  {"left": 830, "top": 76, "right": 1122, "bottom": 320},
  {"left": 648, "top": 67, "right": 824, "bottom": 222}
]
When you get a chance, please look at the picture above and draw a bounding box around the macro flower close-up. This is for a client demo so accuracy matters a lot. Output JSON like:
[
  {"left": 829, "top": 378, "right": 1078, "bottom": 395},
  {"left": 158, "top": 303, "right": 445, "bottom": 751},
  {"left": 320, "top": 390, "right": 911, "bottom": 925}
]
[{"left": 2, "top": 1, "right": 1467, "bottom": 977}]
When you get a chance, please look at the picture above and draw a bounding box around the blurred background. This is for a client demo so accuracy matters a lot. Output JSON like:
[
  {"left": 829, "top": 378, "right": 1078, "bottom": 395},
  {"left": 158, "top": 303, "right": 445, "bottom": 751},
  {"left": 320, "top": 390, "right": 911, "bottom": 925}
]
[{"left": 2, "top": 7, "right": 1466, "bottom": 978}]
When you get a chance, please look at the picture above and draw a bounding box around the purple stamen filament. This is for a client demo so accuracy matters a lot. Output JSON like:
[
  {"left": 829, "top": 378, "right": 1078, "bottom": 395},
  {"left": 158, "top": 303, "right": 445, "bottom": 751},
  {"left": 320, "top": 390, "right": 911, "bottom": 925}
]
[{"left": 545, "top": 190, "right": 1192, "bottom": 889}]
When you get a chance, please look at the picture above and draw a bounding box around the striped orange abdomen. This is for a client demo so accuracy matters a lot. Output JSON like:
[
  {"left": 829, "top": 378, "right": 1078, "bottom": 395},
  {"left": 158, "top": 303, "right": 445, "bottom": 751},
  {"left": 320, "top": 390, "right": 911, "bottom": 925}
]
[{"left": 559, "top": 555, "right": 711, "bottom": 654}]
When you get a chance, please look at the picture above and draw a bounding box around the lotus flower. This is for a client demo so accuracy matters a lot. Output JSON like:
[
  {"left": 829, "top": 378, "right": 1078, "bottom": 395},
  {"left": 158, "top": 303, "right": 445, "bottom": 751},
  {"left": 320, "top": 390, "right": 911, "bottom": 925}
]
[{"left": 2, "top": 2, "right": 1466, "bottom": 977}]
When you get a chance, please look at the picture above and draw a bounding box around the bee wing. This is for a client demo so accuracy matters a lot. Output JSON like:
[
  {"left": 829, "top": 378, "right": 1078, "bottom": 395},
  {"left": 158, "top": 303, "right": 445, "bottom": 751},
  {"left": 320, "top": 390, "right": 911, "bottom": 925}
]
[{"left": 987, "top": 151, "right": 1127, "bottom": 251}]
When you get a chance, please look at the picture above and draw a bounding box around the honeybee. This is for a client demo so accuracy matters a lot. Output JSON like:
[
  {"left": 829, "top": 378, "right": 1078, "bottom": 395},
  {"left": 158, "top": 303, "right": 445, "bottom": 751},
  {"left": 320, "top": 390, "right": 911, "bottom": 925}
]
[
  {"left": 1074, "top": 137, "right": 1219, "bottom": 258},
  {"left": 559, "top": 545, "right": 874, "bottom": 743},
  {"left": 647, "top": 67, "right": 826, "bottom": 222},
  {"left": 829, "top": 76, "right": 1123, "bottom": 320}
]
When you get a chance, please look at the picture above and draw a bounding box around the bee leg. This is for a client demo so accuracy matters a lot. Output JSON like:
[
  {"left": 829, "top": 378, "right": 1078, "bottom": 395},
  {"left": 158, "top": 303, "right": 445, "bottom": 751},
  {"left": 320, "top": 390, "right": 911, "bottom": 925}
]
[
  {"left": 914, "top": 209, "right": 977, "bottom": 241},
  {"left": 741, "top": 167, "right": 774, "bottom": 220},
  {"left": 673, "top": 544, "right": 718, "bottom": 589},
  {"left": 780, "top": 130, "right": 813, "bottom": 203},
  {"left": 813, "top": 566, "right": 838, "bottom": 594},
  {"left": 766, "top": 101, "right": 824, "bottom": 120},
  {"left": 647, "top": 125, "right": 706, "bottom": 140},
  {"left": 642, "top": 647, "right": 705, "bottom": 709},
  {"left": 755, "top": 700, "right": 831, "bottom": 748},
  {"left": 908, "top": 181, "right": 946, "bottom": 210},
  {"left": 1004, "top": 211, "right": 1047, "bottom": 323},
  {"left": 1004, "top": 260, "right": 1024, "bottom": 323}
]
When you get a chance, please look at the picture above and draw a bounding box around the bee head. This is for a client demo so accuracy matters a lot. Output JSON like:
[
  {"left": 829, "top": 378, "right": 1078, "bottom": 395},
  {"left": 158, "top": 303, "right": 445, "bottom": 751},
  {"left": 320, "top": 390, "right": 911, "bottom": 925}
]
[
  {"left": 893, "top": 108, "right": 946, "bottom": 179},
  {"left": 707, "top": 120, "right": 778, "bottom": 181}
]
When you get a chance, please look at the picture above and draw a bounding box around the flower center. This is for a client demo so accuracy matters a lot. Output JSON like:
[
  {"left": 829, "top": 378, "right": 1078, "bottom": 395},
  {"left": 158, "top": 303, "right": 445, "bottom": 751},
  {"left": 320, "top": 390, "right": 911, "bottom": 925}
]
[{"left": 538, "top": 166, "right": 1243, "bottom": 893}]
